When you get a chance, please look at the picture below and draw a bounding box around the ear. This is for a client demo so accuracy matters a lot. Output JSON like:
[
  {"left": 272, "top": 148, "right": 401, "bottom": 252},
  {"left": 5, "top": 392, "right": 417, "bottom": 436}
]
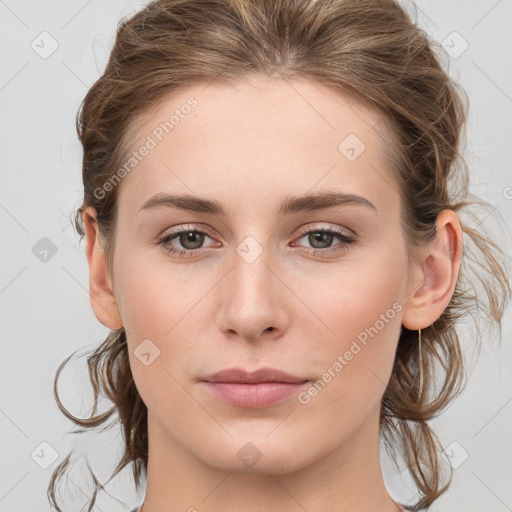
[
  {"left": 401, "top": 209, "right": 463, "bottom": 330},
  {"left": 82, "top": 207, "right": 123, "bottom": 330}
]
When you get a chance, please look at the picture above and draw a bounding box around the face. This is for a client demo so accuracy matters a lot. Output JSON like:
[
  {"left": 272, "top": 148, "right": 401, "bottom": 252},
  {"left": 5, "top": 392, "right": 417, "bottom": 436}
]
[{"left": 106, "top": 74, "right": 413, "bottom": 473}]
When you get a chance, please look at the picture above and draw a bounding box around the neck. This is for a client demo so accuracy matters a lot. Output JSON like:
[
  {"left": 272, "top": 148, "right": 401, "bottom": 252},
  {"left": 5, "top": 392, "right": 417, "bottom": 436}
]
[{"left": 141, "top": 408, "right": 400, "bottom": 512}]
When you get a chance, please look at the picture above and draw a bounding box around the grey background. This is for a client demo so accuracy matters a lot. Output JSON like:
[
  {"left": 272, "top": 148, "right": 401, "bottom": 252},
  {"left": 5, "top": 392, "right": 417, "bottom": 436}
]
[{"left": 1, "top": 1, "right": 511, "bottom": 511}]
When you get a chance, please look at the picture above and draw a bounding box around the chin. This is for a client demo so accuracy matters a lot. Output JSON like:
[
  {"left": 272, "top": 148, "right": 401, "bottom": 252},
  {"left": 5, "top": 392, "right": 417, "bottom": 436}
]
[{"left": 195, "top": 434, "right": 317, "bottom": 475}]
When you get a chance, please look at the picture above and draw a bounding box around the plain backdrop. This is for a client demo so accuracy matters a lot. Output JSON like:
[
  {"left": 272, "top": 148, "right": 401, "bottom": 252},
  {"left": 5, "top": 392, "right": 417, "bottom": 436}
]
[{"left": 1, "top": 1, "right": 511, "bottom": 511}]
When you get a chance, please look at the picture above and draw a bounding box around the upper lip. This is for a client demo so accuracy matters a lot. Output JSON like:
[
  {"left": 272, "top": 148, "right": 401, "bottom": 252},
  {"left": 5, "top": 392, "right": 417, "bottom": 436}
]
[{"left": 201, "top": 367, "right": 309, "bottom": 384}]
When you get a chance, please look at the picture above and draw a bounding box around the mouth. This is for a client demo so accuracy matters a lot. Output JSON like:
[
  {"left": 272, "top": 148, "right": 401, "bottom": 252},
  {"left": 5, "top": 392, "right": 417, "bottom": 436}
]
[{"left": 199, "top": 367, "right": 310, "bottom": 409}]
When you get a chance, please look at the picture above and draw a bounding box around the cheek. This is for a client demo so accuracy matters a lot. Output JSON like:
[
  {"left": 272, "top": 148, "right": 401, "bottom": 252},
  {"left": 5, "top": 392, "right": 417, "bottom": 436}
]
[
  {"left": 298, "top": 249, "right": 405, "bottom": 413},
  {"left": 114, "top": 251, "right": 208, "bottom": 406},
  {"left": 114, "top": 244, "right": 197, "bottom": 338},
  {"left": 305, "top": 247, "right": 405, "bottom": 342}
]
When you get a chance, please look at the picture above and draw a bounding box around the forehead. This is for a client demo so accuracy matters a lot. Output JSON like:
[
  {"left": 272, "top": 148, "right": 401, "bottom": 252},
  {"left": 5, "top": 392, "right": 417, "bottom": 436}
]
[{"left": 115, "top": 74, "right": 400, "bottom": 215}]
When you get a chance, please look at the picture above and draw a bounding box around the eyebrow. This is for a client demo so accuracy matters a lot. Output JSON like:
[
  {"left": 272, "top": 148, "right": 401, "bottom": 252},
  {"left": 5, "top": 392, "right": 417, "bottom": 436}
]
[{"left": 138, "top": 190, "right": 377, "bottom": 216}]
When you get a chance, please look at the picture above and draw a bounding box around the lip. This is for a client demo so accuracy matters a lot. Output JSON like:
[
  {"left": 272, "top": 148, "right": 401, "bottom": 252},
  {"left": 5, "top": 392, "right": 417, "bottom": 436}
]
[
  {"left": 200, "top": 367, "right": 310, "bottom": 409},
  {"left": 201, "top": 367, "right": 308, "bottom": 384}
]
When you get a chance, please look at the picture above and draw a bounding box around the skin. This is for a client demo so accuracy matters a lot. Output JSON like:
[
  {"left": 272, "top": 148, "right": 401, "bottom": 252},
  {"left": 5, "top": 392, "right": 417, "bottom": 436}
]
[{"left": 83, "top": 74, "right": 463, "bottom": 512}]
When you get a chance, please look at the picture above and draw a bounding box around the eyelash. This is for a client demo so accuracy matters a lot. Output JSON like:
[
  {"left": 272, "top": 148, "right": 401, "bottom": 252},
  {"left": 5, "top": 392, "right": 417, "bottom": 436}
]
[{"left": 157, "top": 224, "right": 356, "bottom": 258}]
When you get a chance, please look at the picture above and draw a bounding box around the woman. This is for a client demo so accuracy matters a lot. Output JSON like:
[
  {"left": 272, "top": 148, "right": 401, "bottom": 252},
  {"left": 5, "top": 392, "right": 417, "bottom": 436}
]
[{"left": 48, "top": 0, "right": 510, "bottom": 511}]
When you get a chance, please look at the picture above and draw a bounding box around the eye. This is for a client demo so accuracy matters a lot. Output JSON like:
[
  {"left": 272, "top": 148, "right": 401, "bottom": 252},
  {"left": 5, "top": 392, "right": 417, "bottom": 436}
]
[
  {"left": 157, "top": 224, "right": 356, "bottom": 259},
  {"left": 291, "top": 226, "right": 356, "bottom": 256},
  {"left": 157, "top": 225, "right": 218, "bottom": 257}
]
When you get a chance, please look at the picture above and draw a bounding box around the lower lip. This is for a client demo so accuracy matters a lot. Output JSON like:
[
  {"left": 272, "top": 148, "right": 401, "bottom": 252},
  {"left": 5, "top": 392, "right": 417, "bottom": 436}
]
[{"left": 202, "top": 381, "right": 309, "bottom": 409}]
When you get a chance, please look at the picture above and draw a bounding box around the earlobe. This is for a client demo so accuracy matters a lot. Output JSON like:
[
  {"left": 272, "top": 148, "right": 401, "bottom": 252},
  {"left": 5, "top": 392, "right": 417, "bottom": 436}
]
[
  {"left": 82, "top": 207, "right": 123, "bottom": 330},
  {"left": 401, "top": 209, "right": 463, "bottom": 330}
]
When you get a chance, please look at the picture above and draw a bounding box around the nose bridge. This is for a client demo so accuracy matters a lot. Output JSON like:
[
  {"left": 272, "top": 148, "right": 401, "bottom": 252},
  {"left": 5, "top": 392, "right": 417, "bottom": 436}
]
[{"left": 216, "top": 233, "right": 284, "bottom": 339}]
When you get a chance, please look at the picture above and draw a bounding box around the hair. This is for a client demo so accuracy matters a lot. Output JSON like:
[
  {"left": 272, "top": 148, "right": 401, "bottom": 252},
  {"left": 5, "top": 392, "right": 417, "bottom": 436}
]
[{"left": 48, "top": 0, "right": 511, "bottom": 510}]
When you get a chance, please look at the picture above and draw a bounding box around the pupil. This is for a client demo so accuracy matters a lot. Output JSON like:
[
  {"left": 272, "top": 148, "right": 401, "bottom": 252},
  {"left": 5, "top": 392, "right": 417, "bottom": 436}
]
[
  {"left": 310, "top": 232, "right": 333, "bottom": 249},
  {"left": 181, "top": 231, "right": 204, "bottom": 249}
]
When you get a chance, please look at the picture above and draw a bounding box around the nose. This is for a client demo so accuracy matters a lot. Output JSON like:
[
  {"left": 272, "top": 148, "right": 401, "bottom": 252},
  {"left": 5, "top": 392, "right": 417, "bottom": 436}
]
[{"left": 215, "top": 239, "right": 289, "bottom": 343}]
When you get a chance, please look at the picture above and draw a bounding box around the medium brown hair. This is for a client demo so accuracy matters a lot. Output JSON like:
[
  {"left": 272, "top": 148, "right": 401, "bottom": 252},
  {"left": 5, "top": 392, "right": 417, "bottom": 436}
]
[{"left": 48, "top": 0, "right": 511, "bottom": 510}]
